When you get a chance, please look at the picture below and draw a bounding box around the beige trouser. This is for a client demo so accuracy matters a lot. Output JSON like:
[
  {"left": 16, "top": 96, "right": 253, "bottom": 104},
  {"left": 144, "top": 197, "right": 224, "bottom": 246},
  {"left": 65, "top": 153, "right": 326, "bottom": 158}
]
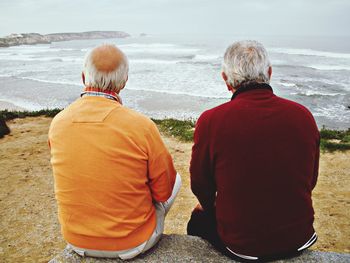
[{"left": 69, "top": 173, "right": 182, "bottom": 260}]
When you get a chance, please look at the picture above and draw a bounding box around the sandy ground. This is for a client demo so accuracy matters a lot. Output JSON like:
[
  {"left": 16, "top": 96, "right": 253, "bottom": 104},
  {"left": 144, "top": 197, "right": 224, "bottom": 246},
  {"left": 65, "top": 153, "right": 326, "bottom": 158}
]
[{"left": 0, "top": 117, "right": 349, "bottom": 262}]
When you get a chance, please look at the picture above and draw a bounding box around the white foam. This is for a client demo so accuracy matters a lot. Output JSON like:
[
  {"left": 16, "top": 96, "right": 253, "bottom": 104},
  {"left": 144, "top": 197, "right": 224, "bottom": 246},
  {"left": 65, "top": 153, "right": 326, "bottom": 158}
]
[
  {"left": 291, "top": 90, "right": 345, "bottom": 96},
  {"left": 278, "top": 82, "right": 297, "bottom": 87},
  {"left": 193, "top": 54, "right": 221, "bottom": 61},
  {"left": 129, "top": 58, "right": 181, "bottom": 64},
  {"left": 118, "top": 43, "right": 201, "bottom": 54},
  {"left": 18, "top": 76, "right": 81, "bottom": 86},
  {"left": 126, "top": 86, "right": 228, "bottom": 99},
  {"left": 123, "top": 47, "right": 200, "bottom": 54},
  {"left": 119, "top": 43, "right": 176, "bottom": 48},
  {"left": 308, "top": 64, "right": 350, "bottom": 71},
  {"left": 283, "top": 77, "right": 349, "bottom": 88},
  {"left": 0, "top": 74, "right": 11, "bottom": 78},
  {"left": 0, "top": 53, "right": 82, "bottom": 62},
  {"left": 269, "top": 47, "right": 350, "bottom": 59},
  {"left": 0, "top": 96, "right": 44, "bottom": 111},
  {"left": 313, "top": 105, "right": 350, "bottom": 121}
]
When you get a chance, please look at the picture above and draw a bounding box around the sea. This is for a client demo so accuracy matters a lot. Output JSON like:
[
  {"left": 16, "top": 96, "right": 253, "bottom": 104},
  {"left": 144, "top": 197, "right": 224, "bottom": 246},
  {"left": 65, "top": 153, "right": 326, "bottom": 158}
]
[{"left": 0, "top": 34, "right": 349, "bottom": 129}]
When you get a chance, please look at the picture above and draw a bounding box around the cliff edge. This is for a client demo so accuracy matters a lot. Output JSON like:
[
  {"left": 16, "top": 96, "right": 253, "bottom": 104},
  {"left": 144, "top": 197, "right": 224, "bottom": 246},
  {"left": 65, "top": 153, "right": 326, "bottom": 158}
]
[{"left": 49, "top": 234, "right": 350, "bottom": 263}]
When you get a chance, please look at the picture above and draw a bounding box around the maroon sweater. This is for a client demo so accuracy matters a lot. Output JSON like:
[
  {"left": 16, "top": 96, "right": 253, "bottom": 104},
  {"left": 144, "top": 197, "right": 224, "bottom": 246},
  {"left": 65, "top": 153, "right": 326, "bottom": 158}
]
[{"left": 190, "top": 82, "right": 320, "bottom": 257}]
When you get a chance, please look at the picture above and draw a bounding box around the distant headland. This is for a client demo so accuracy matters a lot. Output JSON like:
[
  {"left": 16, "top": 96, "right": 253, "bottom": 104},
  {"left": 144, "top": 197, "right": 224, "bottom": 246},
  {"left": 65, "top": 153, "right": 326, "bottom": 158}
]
[{"left": 0, "top": 31, "right": 130, "bottom": 47}]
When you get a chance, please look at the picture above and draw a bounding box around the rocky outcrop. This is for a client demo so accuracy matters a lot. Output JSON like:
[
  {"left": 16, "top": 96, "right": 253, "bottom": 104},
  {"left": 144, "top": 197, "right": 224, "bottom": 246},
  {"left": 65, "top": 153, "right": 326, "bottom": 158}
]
[
  {"left": 49, "top": 234, "right": 350, "bottom": 263},
  {"left": 0, "top": 33, "right": 50, "bottom": 47},
  {"left": 46, "top": 31, "right": 130, "bottom": 42},
  {"left": 0, "top": 31, "right": 130, "bottom": 47}
]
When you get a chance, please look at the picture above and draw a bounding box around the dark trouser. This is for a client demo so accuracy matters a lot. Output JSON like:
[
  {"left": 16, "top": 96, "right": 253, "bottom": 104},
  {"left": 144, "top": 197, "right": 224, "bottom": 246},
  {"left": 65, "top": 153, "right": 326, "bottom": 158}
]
[{"left": 187, "top": 205, "right": 305, "bottom": 262}]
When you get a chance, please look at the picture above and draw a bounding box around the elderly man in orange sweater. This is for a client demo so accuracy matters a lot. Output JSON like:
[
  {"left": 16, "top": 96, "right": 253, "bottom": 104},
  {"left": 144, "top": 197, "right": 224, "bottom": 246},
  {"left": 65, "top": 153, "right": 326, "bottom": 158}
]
[{"left": 48, "top": 44, "right": 181, "bottom": 260}]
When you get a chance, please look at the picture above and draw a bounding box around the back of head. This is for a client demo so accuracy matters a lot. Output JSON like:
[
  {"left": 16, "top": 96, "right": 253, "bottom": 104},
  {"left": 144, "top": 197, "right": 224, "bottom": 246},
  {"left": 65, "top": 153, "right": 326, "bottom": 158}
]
[
  {"left": 83, "top": 44, "right": 129, "bottom": 92},
  {"left": 222, "top": 40, "right": 271, "bottom": 87}
]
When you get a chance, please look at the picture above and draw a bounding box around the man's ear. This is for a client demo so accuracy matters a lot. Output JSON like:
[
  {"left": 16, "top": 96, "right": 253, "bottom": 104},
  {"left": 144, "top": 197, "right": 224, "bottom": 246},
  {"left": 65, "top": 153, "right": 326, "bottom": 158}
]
[
  {"left": 82, "top": 72, "right": 85, "bottom": 85},
  {"left": 222, "top": 72, "right": 228, "bottom": 82},
  {"left": 117, "top": 75, "right": 128, "bottom": 94},
  {"left": 268, "top": 66, "right": 272, "bottom": 79},
  {"left": 222, "top": 72, "right": 233, "bottom": 92}
]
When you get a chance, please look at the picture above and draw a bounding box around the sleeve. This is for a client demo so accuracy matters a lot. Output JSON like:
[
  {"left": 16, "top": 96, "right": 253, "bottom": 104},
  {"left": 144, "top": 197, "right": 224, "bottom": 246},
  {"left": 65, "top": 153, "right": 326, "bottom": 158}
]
[
  {"left": 190, "top": 113, "right": 216, "bottom": 212},
  {"left": 146, "top": 121, "right": 177, "bottom": 203},
  {"left": 311, "top": 131, "right": 320, "bottom": 190}
]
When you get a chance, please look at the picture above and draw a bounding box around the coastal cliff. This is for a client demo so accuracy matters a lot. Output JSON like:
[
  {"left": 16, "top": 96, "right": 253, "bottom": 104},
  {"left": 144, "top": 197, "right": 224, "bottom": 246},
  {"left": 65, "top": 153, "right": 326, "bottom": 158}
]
[{"left": 0, "top": 31, "right": 130, "bottom": 47}]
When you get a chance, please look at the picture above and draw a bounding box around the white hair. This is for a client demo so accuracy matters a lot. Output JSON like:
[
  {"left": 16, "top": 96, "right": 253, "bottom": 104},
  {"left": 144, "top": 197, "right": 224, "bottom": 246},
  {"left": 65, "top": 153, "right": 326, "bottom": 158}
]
[
  {"left": 83, "top": 44, "right": 129, "bottom": 92},
  {"left": 222, "top": 40, "right": 271, "bottom": 87}
]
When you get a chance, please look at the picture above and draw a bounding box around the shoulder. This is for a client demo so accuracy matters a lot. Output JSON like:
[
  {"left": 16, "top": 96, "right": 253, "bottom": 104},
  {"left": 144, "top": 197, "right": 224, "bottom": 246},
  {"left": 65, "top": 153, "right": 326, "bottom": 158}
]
[
  {"left": 111, "top": 106, "right": 154, "bottom": 125},
  {"left": 49, "top": 99, "right": 81, "bottom": 126},
  {"left": 195, "top": 101, "right": 232, "bottom": 135},
  {"left": 273, "top": 95, "right": 319, "bottom": 133},
  {"left": 197, "top": 101, "right": 231, "bottom": 124},
  {"left": 108, "top": 106, "right": 158, "bottom": 136},
  {"left": 276, "top": 96, "right": 316, "bottom": 120},
  {"left": 49, "top": 106, "right": 71, "bottom": 130}
]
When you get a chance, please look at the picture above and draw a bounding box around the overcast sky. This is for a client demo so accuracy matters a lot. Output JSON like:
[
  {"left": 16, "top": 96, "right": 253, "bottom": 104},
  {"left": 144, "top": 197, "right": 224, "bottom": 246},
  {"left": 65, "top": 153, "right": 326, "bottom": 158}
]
[{"left": 0, "top": 0, "right": 349, "bottom": 37}]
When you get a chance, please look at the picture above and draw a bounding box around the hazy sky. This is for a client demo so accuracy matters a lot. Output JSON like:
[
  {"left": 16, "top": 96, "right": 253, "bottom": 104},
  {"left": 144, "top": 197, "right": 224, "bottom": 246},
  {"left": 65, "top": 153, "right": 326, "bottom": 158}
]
[{"left": 0, "top": 0, "right": 349, "bottom": 37}]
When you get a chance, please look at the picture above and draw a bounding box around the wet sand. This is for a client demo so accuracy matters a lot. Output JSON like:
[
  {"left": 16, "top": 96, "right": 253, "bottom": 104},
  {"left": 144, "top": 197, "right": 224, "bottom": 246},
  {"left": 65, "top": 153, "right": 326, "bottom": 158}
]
[{"left": 0, "top": 117, "right": 349, "bottom": 262}]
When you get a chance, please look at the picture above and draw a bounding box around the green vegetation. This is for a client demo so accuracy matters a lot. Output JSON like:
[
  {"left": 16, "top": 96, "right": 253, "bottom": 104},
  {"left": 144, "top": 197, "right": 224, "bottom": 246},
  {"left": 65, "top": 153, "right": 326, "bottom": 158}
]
[
  {"left": 0, "top": 108, "right": 62, "bottom": 121},
  {"left": 152, "top": 118, "right": 195, "bottom": 142},
  {"left": 1, "top": 109, "right": 349, "bottom": 152},
  {"left": 320, "top": 128, "right": 350, "bottom": 152}
]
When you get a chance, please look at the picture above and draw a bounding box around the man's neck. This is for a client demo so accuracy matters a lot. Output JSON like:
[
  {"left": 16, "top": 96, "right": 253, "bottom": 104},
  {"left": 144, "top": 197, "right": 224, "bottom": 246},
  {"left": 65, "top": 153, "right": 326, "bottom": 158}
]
[{"left": 81, "top": 87, "right": 123, "bottom": 104}]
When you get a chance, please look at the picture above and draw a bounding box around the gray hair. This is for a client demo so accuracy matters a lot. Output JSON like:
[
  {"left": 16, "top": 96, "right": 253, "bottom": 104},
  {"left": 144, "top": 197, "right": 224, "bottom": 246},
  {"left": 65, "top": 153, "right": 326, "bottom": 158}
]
[
  {"left": 222, "top": 40, "right": 271, "bottom": 87},
  {"left": 83, "top": 44, "right": 129, "bottom": 92}
]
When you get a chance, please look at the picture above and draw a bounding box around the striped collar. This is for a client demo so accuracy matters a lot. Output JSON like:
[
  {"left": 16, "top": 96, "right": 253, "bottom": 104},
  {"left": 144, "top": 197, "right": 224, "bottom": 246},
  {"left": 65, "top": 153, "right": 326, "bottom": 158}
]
[{"left": 81, "top": 87, "right": 122, "bottom": 104}]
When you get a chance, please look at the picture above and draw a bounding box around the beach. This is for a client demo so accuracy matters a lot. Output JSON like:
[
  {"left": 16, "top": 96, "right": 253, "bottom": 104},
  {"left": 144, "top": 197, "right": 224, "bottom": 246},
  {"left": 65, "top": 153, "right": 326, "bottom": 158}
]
[{"left": 0, "top": 117, "right": 349, "bottom": 263}]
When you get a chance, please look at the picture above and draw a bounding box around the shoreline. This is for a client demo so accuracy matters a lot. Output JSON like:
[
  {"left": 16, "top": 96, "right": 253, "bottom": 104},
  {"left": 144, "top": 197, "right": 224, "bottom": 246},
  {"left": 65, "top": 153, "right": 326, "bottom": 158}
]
[
  {"left": 0, "top": 93, "right": 349, "bottom": 131},
  {"left": 0, "top": 100, "right": 25, "bottom": 111}
]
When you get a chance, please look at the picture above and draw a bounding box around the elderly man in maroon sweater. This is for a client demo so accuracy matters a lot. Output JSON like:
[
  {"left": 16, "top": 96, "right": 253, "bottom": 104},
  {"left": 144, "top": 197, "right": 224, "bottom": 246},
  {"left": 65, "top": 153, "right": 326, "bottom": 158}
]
[{"left": 187, "top": 40, "right": 320, "bottom": 262}]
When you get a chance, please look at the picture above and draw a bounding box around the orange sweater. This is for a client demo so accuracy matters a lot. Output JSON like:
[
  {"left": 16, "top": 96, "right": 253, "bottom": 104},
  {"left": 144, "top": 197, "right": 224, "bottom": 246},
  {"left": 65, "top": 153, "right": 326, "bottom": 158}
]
[{"left": 48, "top": 96, "right": 176, "bottom": 250}]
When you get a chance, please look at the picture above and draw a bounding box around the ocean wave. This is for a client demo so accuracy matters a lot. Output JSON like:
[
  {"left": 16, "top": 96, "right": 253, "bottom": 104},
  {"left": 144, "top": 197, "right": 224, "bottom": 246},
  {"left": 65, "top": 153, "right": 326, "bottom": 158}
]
[
  {"left": 119, "top": 43, "right": 177, "bottom": 48},
  {"left": 0, "top": 74, "right": 12, "bottom": 78},
  {"left": 313, "top": 105, "right": 350, "bottom": 121},
  {"left": 269, "top": 47, "right": 350, "bottom": 59},
  {"left": 291, "top": 91, "right": 345, "bottom": 97},
  {"left": 123, "top": 47, "right": 201, "bottom": 54},
  {"left": 6, "top": 45, "right": 77, "bottom": 53},
  {"left": 308, "top": 64, "right": 350, "bottom": 71},
  {"left": 0, "top": 96, "right": 44, "bottom": 111},
  {"left": 0, "top": 68, "right": 51, "bottom": 77},
  {"left": 193, "top": 54, "right": 221, "bottom": 61},
  {"left": 17, "top": 76, "right": 81, "bottom": 86},
  {"left": 277, "top": 76, "right": 349, "bottom": 88},
  {"left": 116, "top": 43, "right": 201, "bottom": 54},
  {"left": 273, "top": 63, "right": 350, "bottom": 71},
  {"left": 278, "top": 82, "right": 297, "bottom": 88},
  {"left": 129, "top": 59, "right": 180, "bottom": 64},
  {"left": 0, "top": 53, "right": 82, "bottom": 62},
  {"left": 126, "top": 86, "right": 228, "bottom": 99}
]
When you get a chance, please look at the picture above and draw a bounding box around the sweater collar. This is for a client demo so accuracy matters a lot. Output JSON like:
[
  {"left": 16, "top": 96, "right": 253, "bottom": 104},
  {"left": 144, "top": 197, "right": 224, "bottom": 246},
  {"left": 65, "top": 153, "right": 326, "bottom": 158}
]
[{"left": 231, "top": 82, "right": 273, "bottom": 100}]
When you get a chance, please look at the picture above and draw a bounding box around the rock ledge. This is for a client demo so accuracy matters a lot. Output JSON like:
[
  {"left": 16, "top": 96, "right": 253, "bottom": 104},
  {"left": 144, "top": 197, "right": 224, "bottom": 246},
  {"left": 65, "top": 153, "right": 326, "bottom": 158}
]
[{"left": 49, "top": 234, "right": 350, "bottom": 263}]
